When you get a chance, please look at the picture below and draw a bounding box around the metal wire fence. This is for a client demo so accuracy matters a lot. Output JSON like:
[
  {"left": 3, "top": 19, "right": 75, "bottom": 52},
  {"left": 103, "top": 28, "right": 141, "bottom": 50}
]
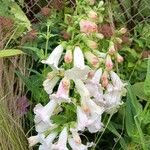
[{"left": 0, "top": 0, "right": 150, "bottom": 47}]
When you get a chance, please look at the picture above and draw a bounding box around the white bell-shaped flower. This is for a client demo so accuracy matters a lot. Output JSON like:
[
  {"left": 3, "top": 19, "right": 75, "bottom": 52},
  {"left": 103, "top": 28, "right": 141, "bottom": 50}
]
[
  {"left": 110, "top": 71, "right": 124, "bottom": 91},
  {"left": 65, "top": 46, "right": 90, "bottom": 80},
  {"left": 50, "top": 77, "right": 70, "bottom": 104},
  {"left": 41, "top": 44, "right": 64, "bottom": 70},
  {"left": 28, "top": 134, "right": 44, "bottom": 147},
  {"left": 39, "top": 132, "right": 58, "bottom": 150},
  {"left": 51, "top": 127, "right": 68, "bottom": 150},
  {"left": 85, "top": 68, "right": 104, "bottom": 104},
  {"left": 43, "top": 76, "right": 60, "bottom": 95},
  {"left": 34, "top": 99, "right": 57, "bottom": 132},
  {"left": 104, "top": 84, "right": 123, "bottom": 114}
]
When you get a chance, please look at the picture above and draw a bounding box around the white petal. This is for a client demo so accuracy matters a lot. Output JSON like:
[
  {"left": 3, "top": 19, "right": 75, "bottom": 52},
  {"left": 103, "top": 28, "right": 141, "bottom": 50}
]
[
  {"left": 65, "top": 66, "right": 90, "bottom": 80},
  {"left": 34, "top": 100, "right": 57, "bottom": 132},
  {"left": 41, "top": 45, "right": 63, "bottom": 70},
  {"left": 51, "top": 127, "right": 68, "bottom": 150},
  {"left": 68, "top": 138, "right": 93, "bottom": 150},
  {"left": 43, "top": 77, "right": 60, "bottom": 94},
  {"left": 28, "top": 135, "right": 41, "bottom": 147},
  {"left": 110, "top": 71, "right": 124, "bottom": 90},
  {"left": 74, "top": 46, "right": 85, "bottom": 69},
  {"left": 76, "top": 106, "right": 88, "bottom": 131},
  {"left": 91, "top": 68, "right": 102, "bottom": 83},
  {"left": 74, "top": 79, "right": 90, "bottom": 98},
  {"left": 50, "top": 78, "right": 70, "bottom": 103},
  {"left": 39, "top": 132, "right": 57, "bottom": 150}
]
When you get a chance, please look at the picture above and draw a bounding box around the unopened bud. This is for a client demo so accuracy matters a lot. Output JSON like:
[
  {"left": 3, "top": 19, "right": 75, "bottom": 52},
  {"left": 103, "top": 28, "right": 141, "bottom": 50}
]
[
  {"left": 108, "top": 41, "right": 116, "bottom": 55},
  {"left": 88, "top": 10, "right": 98, "bottom": 20},
  {"left": 119, "top": 28, "right": 127, "bottom": 34},
  {"left": 87, "top": 40, "right": 98, "bottom": 49},
  {"left": 64, "top": 49, "right": 73, "bottom": 63},
  {"left": 96, "top": 33, "right": 104, "bottom": 39},
  {"left": 116, "top": 53, "right": 124, "bottom": 63},
  {"left": 105, "top": 55, "right": 113, "bottom": 70},
  {"left": 101, "top": 71, "right": 109, "bottom": 87},
  {"left": 116, "top": 37, "right": 123, "bottom": 44},
  {"left": 84, "top": 51, "right": 99, "bottom": 67}
]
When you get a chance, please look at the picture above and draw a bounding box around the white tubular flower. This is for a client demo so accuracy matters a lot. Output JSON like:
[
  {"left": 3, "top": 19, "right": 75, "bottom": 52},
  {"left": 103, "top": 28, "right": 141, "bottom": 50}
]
[
  {"left": 43, "top": 77, "right": 60, "bottom": 95},
  {"left": 68, "top": 138, "right": 93, "bottom": 150},
  {"left": 50, "top": 77, "right": 70, "bottom": 104},
  {"left": 74, "top": 46, "right": 85, "bottom": 69},
  {"left": 51, "top": 127, "right": 68, "bottom": 150},
  {"left": 28, "top": 134, "right": 44, "bottom": 147},
  {"left": 104, "top": 84, "right": 123, "bottom": 114},
  {"left": 77, "top": 97, "right": 104, "bottom": 133},
  {"left": 41, "top": 44, "right": 63, "bottom": 70},
  {"left": 39, "top": 132, "right": 58, "bottom": 150},
  {"left": 85, "top": 69, "right": 104, "bottom": 104},
  {"left": 74, "top": 79, "right": 90, "bottom": 98},
  {"left": 76, "top": 106, "right": 88, "bottom": 131},
  {"left": 34, "top": 99, "right": 57, "bottom": 132},
  {"left": 110, "top": 71, "right": 125, "bottom": 91},
  {"left": 65, "top": 46, "right": 90, "bottom": 80}
]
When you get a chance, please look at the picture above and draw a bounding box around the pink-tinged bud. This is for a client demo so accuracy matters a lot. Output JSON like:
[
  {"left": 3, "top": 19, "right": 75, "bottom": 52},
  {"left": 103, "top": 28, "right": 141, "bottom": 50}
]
[
  {"left": 84, "top": 51, "right": 99, "bottom": 67},
  {"left": 119, "top": 28, "right": 127, "bottom": 34},
  {"left": 101, "top": 71, "right": 109, "bottom": 87},
  {"left": 79, "top": 19, "right": 98, "bottom": 33},
  {"left": 88, "top": 10, "right": 98, "bottom": 20},
  {"left": 116, "top": 53, "right": 124, "bottom": 63},
  {"left": 108, "top": 41, "right": 116, "bottom": 55},
  {"left": 86, "top": 0, "right": 95, "bottom": 5},
  {"left": 64, "top": 49, "right": 73, "bottom": 63},
  {"left": 105, "top": 55, "right": 113, "bottom": 70},
  {"left": 87, "top": 40, "right": 98, "bottom": 49}
]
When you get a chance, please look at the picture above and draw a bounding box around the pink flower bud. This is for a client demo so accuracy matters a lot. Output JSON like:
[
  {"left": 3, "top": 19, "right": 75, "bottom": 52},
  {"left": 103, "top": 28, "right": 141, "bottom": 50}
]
[
  {"left": 119, "top": 28, "right": 127, "bottom": 34},
  {"left": 84, "top": 51, "right": 99, "bottom": 67},
  {"left": 87, "top": 40, "right": 98, "bottom": 49},
  {"left": 116, "top": 53, "right": 124, "bottom": 63},
  {"left": 108, "top": 42, "right": 116, "bottom": 55},
  {"left": 101, "top": 71, "right": 109, "bottom": 87},
  {"left": 88, "top": 10, "right": 98, "bottom": 20},
  {"left": 64, "top": 49, "right": 73, "bottom": 63},
  {"left": 105, "top": 55, "right": 113, "bottom": 70},
  {"left": 79, "top": 19, "right": 98, "bottom": 33}
]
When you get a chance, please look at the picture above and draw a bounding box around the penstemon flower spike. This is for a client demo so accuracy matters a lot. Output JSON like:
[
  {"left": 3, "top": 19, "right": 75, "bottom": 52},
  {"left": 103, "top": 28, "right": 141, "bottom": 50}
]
[{"left": 28, "top": 1, "right": 127, "bottom": 149}]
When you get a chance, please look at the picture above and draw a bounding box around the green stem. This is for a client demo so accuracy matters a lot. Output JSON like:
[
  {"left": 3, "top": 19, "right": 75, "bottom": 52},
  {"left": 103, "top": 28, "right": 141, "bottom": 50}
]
[
  {"left": 92, "top": 114, "right": 113, "bottom": 150},
  {"left": 45, "top": 25, "right": 50, "bottom": 56}
]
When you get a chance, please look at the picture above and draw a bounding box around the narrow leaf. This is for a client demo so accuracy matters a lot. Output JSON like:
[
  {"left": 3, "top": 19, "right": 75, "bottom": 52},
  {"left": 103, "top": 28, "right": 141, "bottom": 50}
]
[{"left": 0, "top": 49, "right": 24, "bottom": 58}]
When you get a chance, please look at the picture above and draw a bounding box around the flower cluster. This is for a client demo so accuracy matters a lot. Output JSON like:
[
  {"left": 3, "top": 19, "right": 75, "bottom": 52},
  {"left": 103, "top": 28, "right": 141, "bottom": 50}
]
[{"left": 28, "top": 1, "right": 127, "bottom": 149}]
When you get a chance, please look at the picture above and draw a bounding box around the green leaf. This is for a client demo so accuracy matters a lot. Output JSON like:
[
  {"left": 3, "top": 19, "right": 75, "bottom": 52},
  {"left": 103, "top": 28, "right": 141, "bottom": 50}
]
[
  {"left": 10, "top": 2, "right": 31, "bottom": 30},
  {"left": 107, "top": 122, "right": 127, "bottom": 150},
  {"left": 0, "top": 49, "right": 24, "bottom": 58},
  {"left": 132, "top": 82, "right": 148, "bottom": 100},
  {"left": 144, "top": 57, "right": 150, "bottom": 97}
]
